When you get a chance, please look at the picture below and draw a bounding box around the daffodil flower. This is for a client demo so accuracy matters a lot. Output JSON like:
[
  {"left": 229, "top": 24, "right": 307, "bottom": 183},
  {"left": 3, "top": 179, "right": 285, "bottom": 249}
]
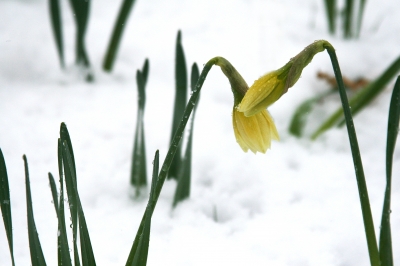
[
  {"left": 215, "top": 57, "right": 279, "bottom": 153},
  {"left": 212, "top": 40, "right": 331, "bottom": 153}
]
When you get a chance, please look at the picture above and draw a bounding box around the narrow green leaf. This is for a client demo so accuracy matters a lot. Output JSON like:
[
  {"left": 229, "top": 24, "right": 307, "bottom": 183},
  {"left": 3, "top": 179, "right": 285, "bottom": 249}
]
[
  {"left": 130, "top": 123, "right": 143, "bottom": 188},
  {"left": 190, "top": 64, "right": 200, "bottom": 93},
  {"left": 137, "top": 70, "right": 146, "bottom": 110},
  {"left": 57, "top": 139, "right": 73, "bottom": 266},
  {"left": 68, "top": 0, "right": 91, "bottom": 67},
  {"left": 23, "top": 155, "right": 47, "bottom": 266},
  {"left": 49, "top": 169, "right": 72, "bottom": 266},
  {"left": 130, "top": 205, "right": 151, "bottom": 266},
  {"left": 132, "top": 151, "right": 159, "bottom": 266},
  {"left": 141, "top": 59, "right": 149, "bottom": 86},
  {"left": 60, "top": 123, "right": 76, "bottom": 178},
  {"left": 149, "top": 151, "right": 159, "bottom": 201},
  {"left": 312, "top": 55, "right": 400, "bottom": 139},
  {"left": 289, "top": 91, "right": 334, "bottom": 137},
  {"left": 343, "top": 0, "right": 354, "bottom": 38},
  {"left": 172, "top": 131, "right": 192, "bottom": 207},
  {"left": 324, "top": 45, "right": 380, "bottom": 266},
  {"left": 126, "top": 151, "right": 159, "bottom": 266},
  {"left": 130, "top": 68, "right": 148, "bottom": 193},
  {"left": 356, "top": 0, "right": 366, "bottom": 37},
  {"left": 139, "top": 127, "right": 146, "bottom": 185},
  {"left": 0, "top": 148, "right": 15, "bottom": 266},
  {"left": 61, "top": 134, "right": 96, "bottom": 266},
  {"left": 379, "top": 76, "right": 400, "bottom": 266},
  {"left": 137, "top": 68, "right": 147, "bottom": 187},
  {"left": 60, "top": 124, "right": 80, "bottom": 266},
  {"left": 78, "top": 208, "right": 97, "bottom": 266},
  {"left": 48, "top": 172, "right": 59, "bottom": 215},
  {"left": 48, "top": 0, "right": 65, "bottom": 68},
  {"left": 191, "top": 63, "right": 200, "bottom": 114},
  {"left": 168, "top": 30, "right": 188, "bottom": 180},
  {"left": 68, "top": 0, "right": 93, "bottom": 81},
  {"left": 173, "top": 63, "right": 200, "bottom": 207},
  {"left": 103, "top": 0, "right": 138, "bottom": 71},
  {"left": 324, "top": 0, "right": 336, "bottom": 34}
]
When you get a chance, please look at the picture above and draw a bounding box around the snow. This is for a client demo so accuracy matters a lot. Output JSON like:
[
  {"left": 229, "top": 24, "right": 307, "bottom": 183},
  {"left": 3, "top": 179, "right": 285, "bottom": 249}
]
[{"left": 0, "top": 0, "right": 399, "bottom": 265}]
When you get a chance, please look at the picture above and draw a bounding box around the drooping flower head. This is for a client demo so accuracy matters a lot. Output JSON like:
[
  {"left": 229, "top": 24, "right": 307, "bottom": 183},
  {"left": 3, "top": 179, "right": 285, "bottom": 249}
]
[
  {"left": 211, "top": 40, "right": 331, "bottom": 153},
  {"left": 214, "top": 57, "right": 279, "bottom": 154}
]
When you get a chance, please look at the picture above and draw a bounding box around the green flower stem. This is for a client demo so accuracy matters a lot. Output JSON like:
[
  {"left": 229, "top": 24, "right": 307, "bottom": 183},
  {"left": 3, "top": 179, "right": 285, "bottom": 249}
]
[
  {"left": 154, "top": 57, "right": 217, "bottom": 206},
  {"left": 126, "top": 58, "right": 218, "bottom": 260},
  {"left": 324, "top": 44, "right": 380, "bottom": 266}
]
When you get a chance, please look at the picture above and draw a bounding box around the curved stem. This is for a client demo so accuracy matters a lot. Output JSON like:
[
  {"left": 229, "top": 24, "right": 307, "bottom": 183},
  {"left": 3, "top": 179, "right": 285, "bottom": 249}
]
[
  {"left": 324, "top": 44, "right": 380, "bottom": 266},
  {"left": 125, "top": 58, "right": 219, "bottom": 265},
  {"left": 153, "top": 57, "right": 218, "bottom": 206}
]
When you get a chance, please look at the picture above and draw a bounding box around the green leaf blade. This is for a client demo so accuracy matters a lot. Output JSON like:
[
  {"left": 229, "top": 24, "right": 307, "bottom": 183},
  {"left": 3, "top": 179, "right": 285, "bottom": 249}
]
[
  {"left": 191, "top": 63, "right": 200, "bottom": 110},
  {"left": 356, "top": 0, "right": 367, "bottom": 37},
  {"left": 57, "top": 139, "right": 73, "bottom": 266},
  {"left": 63, "top": 141, "right": 97, "bottom": 266},
  {"left": 324, "top": 0, "right": 336, "bottom": 34},
  {"left": 126, "top": 151, "right": 159, "bottom": 266},
  {"left": 0, "top": 148, "right": 15, "bottom": 266},
  {"left": 103, "top": 0, "right": 138, "bottom": 71},
  {"left": 60, "top": 124, "right": 81, "bottom": 266},
  {"left": 48, "top": 0, "right": 65, "bottom": 68},
  {"left": 168, "top": 30, "right": 188, "bottom": 180},
  {"left": 378, "top": 76, "right": 400, "bottom": 266},
  {"left": 78, "top": 206, "right": 97, "bottom": 266},
  {"left": 131, "top": 66, "right": 149, "bottom": 193},
  {"left": 48, "top": 173, "right": 59, "bottom": 215},
  {"left": 61, "top": 124, "right": 96, "bottom": 265},
  {"left": 343, "top": 0, "right": 354, "bottom": 38},
  {"left": 23, "top": 155, "right": 47, "bottom": 266}
]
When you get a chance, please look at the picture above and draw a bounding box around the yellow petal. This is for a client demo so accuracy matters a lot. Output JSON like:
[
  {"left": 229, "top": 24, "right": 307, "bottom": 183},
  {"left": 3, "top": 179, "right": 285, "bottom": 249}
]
[
  {"left": 238, "top": 71, "right": 285, "bottom": 117},
  {"left": 238, "top": 62, "right": 293, "bottom": 117},
  {"left": 232, "top": 108, "right": 279, "bottom": 154}
]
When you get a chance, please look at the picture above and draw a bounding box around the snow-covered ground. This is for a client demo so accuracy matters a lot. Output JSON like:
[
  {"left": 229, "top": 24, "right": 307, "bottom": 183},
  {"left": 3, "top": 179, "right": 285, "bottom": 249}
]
[{"left": 1, "top": 0, "right": 399, "bottom": 265}]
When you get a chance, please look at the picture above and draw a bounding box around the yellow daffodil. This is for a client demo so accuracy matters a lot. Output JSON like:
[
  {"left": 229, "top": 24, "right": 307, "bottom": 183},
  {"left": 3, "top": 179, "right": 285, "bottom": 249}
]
[
  {"left": 211, "top": 41, "right": 331, "bottom": 153},
  {"left": 214, "top": 57, "right": 279, "bottom": 153}
]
